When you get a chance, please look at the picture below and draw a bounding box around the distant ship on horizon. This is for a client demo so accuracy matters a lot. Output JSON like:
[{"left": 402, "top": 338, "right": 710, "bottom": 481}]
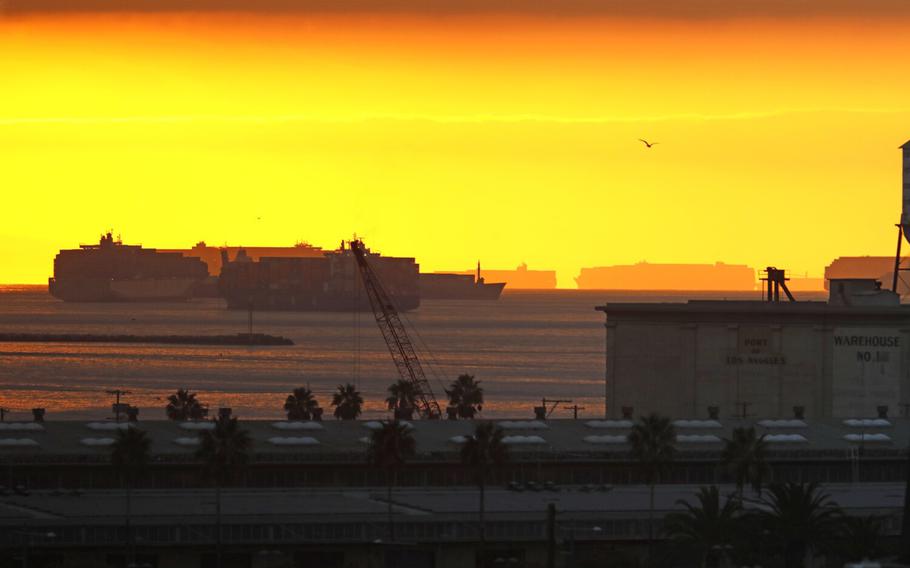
[
  {"left": 444, "top": 263, "right": 557, "bottom": 290},
  {"left": 575, "top": 261, "right": 757, "bottom": 291},
  {"left": 419, "top": 262, "right": 506, "bottom": 300},
  {"left": 48, "top": 233, "right": 209, "bottom": 302},
  {"left": 824, "top": 255, "right": 910, "bottom": 294}
]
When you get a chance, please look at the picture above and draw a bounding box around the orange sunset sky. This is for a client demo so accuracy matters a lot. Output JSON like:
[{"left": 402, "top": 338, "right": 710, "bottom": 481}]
[{"left": 2, "top": 1, "right": 910, "bottom": 287}]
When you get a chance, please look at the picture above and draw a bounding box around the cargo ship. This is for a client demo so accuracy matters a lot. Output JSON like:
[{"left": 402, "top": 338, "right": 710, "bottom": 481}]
[
  {"left": 575, "top": 261, "right": 756, "bottom": 291},
  {"left": 218, "top": 243, "right": 420, "bottom": 311},
  {"left": 48, "top": 233, "right": 209, "bottom": 302},
  {"left": 824, "top": 256, "right": 910, "bottom": 294},
  {"left": 419, "top": 263, "right": 506, "bottom": 300},
  {"left": 444, "top": 263, "right": 557, "bottom": 289},
  {"left": 166, "top": 241, "right": 327, "bottom": 276}
]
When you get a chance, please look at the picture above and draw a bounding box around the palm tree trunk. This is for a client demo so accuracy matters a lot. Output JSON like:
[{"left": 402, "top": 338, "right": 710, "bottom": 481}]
[
  {"left": 387, "top": 471, "right": 395, "bottom": 542},
  {"left": 126, "top": 481, "right": 133, "bottom": 565},
  {"left": 648, "top": 482, "right": 655, "bottom": 566},
  {"left": 479, "top": 478, "right": 486, "bottom": 568},
  {"left": 216, "top": 482, "right": 222, "bottom": 568}
]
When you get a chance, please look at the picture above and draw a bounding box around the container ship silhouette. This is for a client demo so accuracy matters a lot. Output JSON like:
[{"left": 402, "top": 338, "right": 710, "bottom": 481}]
[
  {"left": 217, "top": 242, "right": 420, "bottom": 311},
  {"left": 419, "top": 263, "right": 506, "bottom": 300},
  {"left": 48, "top": 233, "right": 209, "bottom": 302},
  {"left": 575, "top": 261, "right": 756, "bottom": 291}
]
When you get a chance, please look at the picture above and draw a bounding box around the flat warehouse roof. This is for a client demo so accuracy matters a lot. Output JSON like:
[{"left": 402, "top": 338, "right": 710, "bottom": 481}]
[
  {"left": 0, "top": 419, "right": 907, "bottom": 462},
  {"left": 596, "top": 301, "right": 910, "bottom": 325}
]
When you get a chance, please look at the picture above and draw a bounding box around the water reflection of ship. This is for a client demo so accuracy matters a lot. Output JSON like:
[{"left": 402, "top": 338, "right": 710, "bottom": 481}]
[
  {"left": 48, "top": 233, "right": 209, "bottom": 302},
  {"left": 419, "top": 262, "right": 506, "bottom": 300}
]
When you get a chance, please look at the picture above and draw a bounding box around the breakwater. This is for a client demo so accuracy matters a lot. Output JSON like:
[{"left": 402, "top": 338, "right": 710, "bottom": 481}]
[{"left": 0, "top": 333, "right": 294, "bottom": 346}]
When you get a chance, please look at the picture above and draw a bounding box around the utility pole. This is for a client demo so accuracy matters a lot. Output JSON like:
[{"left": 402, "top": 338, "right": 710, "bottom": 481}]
[
  {"left": 106, "top": 390, "right": 131, "bottom": 423},
  {"left": 564, "top": 405, "right": 585, "bottom": 420}
]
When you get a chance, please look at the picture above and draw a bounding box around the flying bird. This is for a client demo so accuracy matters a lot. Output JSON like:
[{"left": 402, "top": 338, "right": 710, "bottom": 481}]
[{"left": 638, "top": 139, "right": 659, "bottom": 148}]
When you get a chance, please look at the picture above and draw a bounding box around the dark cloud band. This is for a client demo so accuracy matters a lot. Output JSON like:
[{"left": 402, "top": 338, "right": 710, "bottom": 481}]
[{"left": 3, "top": 0, "right": 910, "bottom": 18}]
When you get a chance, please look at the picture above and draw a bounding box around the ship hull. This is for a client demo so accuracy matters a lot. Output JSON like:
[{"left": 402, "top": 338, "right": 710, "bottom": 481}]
[
  {"left": 49, "top": 277, "right": 197, "bottom": 302},
  {"left": 418, "top": 274, "right": 505, "bottom": 300},
  {"left": 49, "top": 234, "right": 209, "bottom": 303}
]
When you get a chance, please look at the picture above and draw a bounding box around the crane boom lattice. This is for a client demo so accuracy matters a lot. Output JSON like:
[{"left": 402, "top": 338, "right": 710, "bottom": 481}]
[{"left": 349, "top": 240, "right": 442, "bottom": 419}]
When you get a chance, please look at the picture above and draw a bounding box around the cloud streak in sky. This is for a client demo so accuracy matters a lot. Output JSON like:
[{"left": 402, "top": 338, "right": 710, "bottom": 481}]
[
  {"left": 2, "top": 108, "right": 909, "bottom": 127},
  {"left": 5, "top": 0, "right": 910, "bottom": 18}
]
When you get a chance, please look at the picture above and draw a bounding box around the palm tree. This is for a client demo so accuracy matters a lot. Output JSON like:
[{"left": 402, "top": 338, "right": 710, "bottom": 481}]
[
  {"left": 196, "top": 416, "right": 252, "bottom": 568},
  {"left": 165, "top": 388, "right": 207, "bottom": 421},
  {"left": 366, "top": 420, "right": 416, "bottom": 541},
  {"left": 628, "top": 413, "right": 676, "bottom": 563},
  {"left": 760, "top": 482, "right": 842, "bottom": 568},
  {"left": 110, "top": 427, "right": 151, "bottom": 567},
  {"left": 332, "top": 383, "right": 363, "bottom": 420},
  {"left": 460, "top": 422, "right": 509, "bottom": 547},
  {"left": 833, "top": 515, "right": 885, "bottom": 563},
  {"left": 284, "top": 387, "right": 321, "bottom": 420},
  {"left": 722, "top": 426, "right": 771, "bottom": 503},
  {"left": 386, "top": 379, "right": 418, "bottom": 419},
  {"left": 446, "top": 374, "right": 484, "bottom": 419},
  {"left": 664, "top": 486, "right": 741, "bottom": 568}
]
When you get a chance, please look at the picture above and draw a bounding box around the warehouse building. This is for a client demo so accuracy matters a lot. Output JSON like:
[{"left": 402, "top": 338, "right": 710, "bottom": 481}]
[
  {"left": 0, "top": 417, "right": 907, "bottom": 567},
  {"left": 0, "top": 483, "right": 904, "bottom": 568},
  {"left": 597, "top": 278, "right": 910, "bottom": 420}
]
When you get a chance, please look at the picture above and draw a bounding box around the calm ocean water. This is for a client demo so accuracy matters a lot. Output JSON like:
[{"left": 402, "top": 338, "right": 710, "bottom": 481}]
[{"left": 0, "top": 287, "right": 807, "bottom": 421}]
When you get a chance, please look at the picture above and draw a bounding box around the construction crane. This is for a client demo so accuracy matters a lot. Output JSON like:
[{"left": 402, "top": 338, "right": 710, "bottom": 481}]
[{"left": 348, "top": 239, "right": 442, "bottom": 419}]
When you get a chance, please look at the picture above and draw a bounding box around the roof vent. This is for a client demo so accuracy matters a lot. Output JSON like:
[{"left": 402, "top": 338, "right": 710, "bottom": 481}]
[
  {"left": 31, "top": 408, "right": 45, "bottom": 423},
  {"left": 877, "top": 405, "right": 889, "bottom": 419},
  {"left": 793, "top": 406, "right": 805, "bottom": 420},
  {"left": 533, "top": 406, "right": 546, "bottom": 421}
]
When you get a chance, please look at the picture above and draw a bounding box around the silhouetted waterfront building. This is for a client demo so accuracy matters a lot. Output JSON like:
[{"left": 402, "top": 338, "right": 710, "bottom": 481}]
[{"left": 597, "top": 278, "right": 910, "bottom": 419}]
